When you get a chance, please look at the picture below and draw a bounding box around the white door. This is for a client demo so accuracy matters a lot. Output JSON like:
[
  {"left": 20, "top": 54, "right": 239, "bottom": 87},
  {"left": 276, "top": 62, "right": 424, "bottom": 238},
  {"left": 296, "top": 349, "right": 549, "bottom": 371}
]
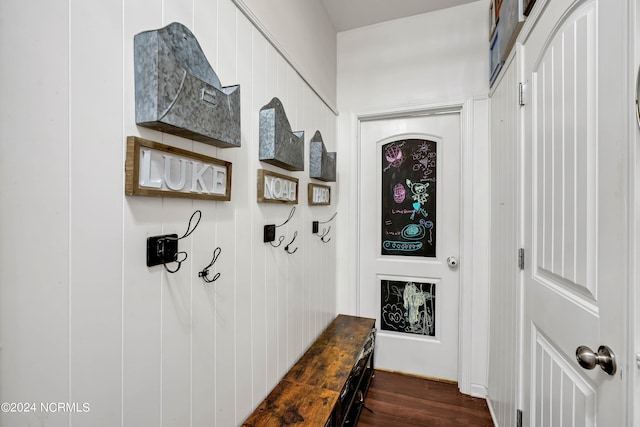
[
  {"left": 522, "top": 0, "right": 628, "bottom": 424},
  {"left": 358, "top": 112, "right": 460, "bottom": 381}
]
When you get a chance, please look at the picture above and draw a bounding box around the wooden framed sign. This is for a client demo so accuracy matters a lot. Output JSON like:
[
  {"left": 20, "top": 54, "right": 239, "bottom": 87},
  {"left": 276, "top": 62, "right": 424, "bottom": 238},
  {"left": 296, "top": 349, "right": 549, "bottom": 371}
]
[
  {"left": 257, "top": 169, "right": 298, "bottom": 204},
  {"left": 308, "top": 183, "right": 331, "bottom": 206},
  {"left": 125, "top": 136, "right": 232, "bottom": 201}
]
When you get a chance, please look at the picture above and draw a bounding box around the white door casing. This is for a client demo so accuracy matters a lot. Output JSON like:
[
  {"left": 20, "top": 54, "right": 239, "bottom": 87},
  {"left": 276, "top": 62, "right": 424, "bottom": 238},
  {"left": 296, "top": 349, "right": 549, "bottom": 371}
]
[
  {"left": 521, "top": 0, "right": 628, "bottom": 424},
  {"left": 358, "top": 112, "right": 461, "bottom": 381}
]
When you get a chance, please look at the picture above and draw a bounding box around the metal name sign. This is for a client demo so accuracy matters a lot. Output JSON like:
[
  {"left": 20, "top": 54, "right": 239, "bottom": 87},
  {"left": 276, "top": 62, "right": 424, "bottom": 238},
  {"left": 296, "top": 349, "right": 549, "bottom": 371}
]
[
  {"left": 257, "top": 169, "right": 298, "bottom": 204},
  {"left": 308, "top": 183, "right": 331, "bottom": 206},
  {"left": 125, "top": 136, "right": 232, "bottom": 201}
]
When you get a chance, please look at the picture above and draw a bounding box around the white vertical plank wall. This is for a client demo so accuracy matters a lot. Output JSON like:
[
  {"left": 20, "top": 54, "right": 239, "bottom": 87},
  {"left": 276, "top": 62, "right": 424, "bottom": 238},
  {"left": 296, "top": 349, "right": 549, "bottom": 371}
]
[
  {"left": 487, "top": 53, "right": 520, "bottom": 427},
  {"left": 0, "top": 0, "right": 337, "bottom": 426},
  {"left": 0, "top": 0, "right": 72, "bottom": 426}
]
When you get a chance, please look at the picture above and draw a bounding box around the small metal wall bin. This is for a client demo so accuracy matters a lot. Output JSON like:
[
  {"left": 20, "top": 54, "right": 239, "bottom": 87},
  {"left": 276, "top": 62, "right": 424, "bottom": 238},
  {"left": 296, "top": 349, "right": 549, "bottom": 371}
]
[
  {"left": 309, "top": 131, "right": 336, "bottom": 182},
  {"left": 259, "top": 97, "right": 304, "bottom": 171},
  {"left": 134, "top": 22, "right": 241, "bottom": 148}
]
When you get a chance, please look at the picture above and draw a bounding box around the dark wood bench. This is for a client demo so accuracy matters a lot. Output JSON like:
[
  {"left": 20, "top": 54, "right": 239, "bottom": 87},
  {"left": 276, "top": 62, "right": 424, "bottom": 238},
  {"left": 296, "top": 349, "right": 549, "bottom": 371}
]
[{"left": 242, "top": 314, "right": 376, "bottom": 426}]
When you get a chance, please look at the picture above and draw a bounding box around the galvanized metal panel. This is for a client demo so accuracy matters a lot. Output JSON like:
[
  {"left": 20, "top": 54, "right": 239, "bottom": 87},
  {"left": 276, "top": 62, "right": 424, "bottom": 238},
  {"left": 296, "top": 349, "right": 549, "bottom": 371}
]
[
  {"left": 259, "top": 97, "right": 304, "bottom": 171},
  {"left": 134, "top": 22, "right": 241, "bottom": 148},
  {"left": 309, "top": 130, "right": 336, "bottom": 182}
]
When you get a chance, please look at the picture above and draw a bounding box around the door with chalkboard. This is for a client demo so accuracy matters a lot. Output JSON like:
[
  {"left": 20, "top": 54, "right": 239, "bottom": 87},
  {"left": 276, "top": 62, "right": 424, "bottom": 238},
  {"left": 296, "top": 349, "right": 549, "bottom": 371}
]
[{"left": 358, "top": 112, "right": 461, "bottom": 381}]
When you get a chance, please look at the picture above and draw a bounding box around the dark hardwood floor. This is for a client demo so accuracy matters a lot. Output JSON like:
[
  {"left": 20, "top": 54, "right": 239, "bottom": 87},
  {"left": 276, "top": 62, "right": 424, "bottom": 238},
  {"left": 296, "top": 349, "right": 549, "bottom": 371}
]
[{"left": 357, "top": 370, "right": 494, "bottom": 427}]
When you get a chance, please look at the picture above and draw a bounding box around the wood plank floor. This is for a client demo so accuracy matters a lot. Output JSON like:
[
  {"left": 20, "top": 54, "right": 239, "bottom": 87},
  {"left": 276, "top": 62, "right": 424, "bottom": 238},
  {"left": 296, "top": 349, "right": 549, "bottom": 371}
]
[{"left": 357, "top": 370, "right": 494, "bottom": 427}]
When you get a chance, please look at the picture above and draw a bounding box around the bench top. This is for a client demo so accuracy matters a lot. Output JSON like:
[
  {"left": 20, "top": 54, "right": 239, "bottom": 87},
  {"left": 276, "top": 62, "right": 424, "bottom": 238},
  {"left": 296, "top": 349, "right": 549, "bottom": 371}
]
[{"left": 242, "top": 314, "right": 375, "bottom": 426}]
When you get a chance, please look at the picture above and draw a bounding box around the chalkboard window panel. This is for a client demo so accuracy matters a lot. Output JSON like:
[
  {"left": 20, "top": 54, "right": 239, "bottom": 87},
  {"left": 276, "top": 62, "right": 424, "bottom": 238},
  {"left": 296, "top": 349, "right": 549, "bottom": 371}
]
[
  {"left": 381, "top": 139, "right": 437, "bottom": 257},
  {"left": 381, "top": 280, "right": 436, "bottom": 337}
]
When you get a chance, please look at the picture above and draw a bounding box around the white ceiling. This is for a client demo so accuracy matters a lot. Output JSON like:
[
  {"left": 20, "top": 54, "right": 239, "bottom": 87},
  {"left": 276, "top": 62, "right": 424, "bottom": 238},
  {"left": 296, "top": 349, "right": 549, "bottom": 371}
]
[{"left": 321, "top": 0, "right": 479, "bottom": 32}]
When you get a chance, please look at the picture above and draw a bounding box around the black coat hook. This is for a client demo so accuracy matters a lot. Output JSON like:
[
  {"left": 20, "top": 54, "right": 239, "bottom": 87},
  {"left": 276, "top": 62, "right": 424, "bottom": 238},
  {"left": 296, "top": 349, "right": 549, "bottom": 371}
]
[
  {"left": 318, "top": 226, "right": 331, "bottom": 243},
  {"left": 269, "top": 235, "right": 286, "bottom": 248},
  {"left": 277, "top": 206, "right": 296, "bottom": 227},
  {"left": 164, "top": 251, "right": 188, "bottom": 273},
  {"left": 199, "top": 247, "right": 222, "bottom": 283},
  {"left": 164, "top": 210, "right": 202, "bottom": 273},
  {"left": 284, "top": 231, "right": 298, "bottom": 254},
  {"left": 147, "top": 210, "right": 202, "bottom": 274},
  {"left": 313, "top": 212, "right": 336, "bottom": 244},
  {"left": 266, "top": 206, "right": 298, "bottom": 249},
  {"left": 319, "top": 212, "right": 337, "bottom": 225}
]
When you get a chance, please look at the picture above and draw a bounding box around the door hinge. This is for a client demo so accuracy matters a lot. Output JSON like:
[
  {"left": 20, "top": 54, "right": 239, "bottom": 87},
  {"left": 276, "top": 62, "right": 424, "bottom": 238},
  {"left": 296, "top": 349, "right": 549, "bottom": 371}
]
[
  {"left": 516, "top": 409, "right": 523, "bottom": 427},
  {"left": 518, "top": 82, "right": 526, "bottom": 106},
  {"left": 518, "top": 248, "right": 525, "bottom": 270}
]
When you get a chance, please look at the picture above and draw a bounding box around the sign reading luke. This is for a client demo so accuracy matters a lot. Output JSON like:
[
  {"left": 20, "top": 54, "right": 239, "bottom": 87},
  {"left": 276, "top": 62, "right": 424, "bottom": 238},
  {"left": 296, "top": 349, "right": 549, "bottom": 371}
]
[{"left": 125, "top": 136, "right": 232, "bottom": 201}]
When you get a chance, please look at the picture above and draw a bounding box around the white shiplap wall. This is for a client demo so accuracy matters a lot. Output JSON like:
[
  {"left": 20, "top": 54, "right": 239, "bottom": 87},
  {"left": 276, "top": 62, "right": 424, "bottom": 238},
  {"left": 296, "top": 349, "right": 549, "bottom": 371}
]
[
  {"left": 487, "top": 52, "right": 521, "bottom": 427},
  {"left": 0, "top": 0, "right": 337, "bottom": 426}
]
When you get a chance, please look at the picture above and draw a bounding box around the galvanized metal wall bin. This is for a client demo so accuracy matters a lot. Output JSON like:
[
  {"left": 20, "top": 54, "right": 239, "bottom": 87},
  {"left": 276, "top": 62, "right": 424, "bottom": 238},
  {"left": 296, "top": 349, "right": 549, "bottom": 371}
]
[
  {"left": 134, "top": 22, "right": 241, "bottom": 148},
  {"left": 259, "top": 97, "right": 305, "bottom": 171},
  {"left": 309, "top": 131, "right": 336, "bottom": 182}
]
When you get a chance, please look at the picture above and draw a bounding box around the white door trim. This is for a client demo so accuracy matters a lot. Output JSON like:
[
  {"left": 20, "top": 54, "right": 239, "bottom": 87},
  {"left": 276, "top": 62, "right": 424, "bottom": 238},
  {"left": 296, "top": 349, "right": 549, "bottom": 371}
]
[
  {"left": 629, "top": 1, "right": 639, "bottom": 424},
  {"left": 350, "top": 97, "right": 485, "bottom": 396}
]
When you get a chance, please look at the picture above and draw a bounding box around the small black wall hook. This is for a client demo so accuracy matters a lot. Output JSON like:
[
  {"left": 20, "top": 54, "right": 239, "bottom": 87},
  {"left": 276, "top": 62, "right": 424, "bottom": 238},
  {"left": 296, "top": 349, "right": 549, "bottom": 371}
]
[
  {"left": 146, "top": 210, "right": 203, "bottom": 274},
  {"left": 164, "top": 251, "right": 188, "bottom": 273},
  {"left": 284, "top": 231, "right": 298, "bottom": 254},
  {"left": 313, "top": 212, "right": 336, "bottom": 243},
  {"left": 269, "top": 235, "right": 286, "bottom": 248},
  {"left": 266, "top": 206, "right": 298, "bottom": 249},
  {"left": 319, "top": 212, "right": 337, "bottom": 224},
  {"left": 318, "top": 226, "right": 332, "bottom": 243},
  {"left": 277, "top": 206, "right": 296, "bottom": 228},
  {"left": 199, "top": 246, "right": 222, "bottom": 283}
]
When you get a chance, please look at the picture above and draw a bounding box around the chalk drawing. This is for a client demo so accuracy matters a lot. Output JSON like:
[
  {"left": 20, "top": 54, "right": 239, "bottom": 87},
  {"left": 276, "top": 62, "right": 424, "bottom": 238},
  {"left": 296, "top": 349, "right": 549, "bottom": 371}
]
[
  {"left": 381, "top": 280, "right": 436, "bottom": 336},
  {"left": 393, "top": 183, "right": 406, "bottom": 203},
  {"left": 383, "top": 141, "right": 406, "bottom": 172},
  {"left": 381, "top": 139, "right": 437, "bottom": 257}
]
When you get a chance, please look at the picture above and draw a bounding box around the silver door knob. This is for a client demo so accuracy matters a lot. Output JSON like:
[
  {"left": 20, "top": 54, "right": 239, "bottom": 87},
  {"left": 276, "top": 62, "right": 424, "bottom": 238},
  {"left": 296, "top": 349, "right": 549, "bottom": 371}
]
[
  {"left": 576, "top": 345, "right": 617, "bottom": 375},
  {"left": 446, "top": 256, "right": 459, "bottom": 268}
]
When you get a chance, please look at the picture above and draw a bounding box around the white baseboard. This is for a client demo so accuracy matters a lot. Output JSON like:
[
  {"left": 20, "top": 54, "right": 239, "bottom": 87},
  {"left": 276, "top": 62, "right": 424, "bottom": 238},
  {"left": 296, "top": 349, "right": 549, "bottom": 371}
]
[
  {"left": 468, "top": 383, "right": 488, "bottom": 399},
  {"left": 486, "top": 398, "right": 500, "bottom": 427}
]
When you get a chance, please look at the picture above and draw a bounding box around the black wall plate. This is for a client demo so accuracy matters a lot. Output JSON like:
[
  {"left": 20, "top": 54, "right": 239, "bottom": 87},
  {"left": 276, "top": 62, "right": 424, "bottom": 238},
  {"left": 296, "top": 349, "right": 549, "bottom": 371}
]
[
  {"left": 147, "top": 234, "right": 178, "bottom": 267},
  {"left": 264, "top": 225, "right": 276, "bottom": 243},
  {"left": 312, "top": 221, "right": 319, "bottom": 234}
]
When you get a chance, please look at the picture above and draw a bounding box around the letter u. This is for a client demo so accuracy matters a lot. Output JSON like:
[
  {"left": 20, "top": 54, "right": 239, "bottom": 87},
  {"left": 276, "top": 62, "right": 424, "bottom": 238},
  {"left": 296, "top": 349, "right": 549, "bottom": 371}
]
[{"left": 163, "top": 155, "right": 187, "bottom": 190}]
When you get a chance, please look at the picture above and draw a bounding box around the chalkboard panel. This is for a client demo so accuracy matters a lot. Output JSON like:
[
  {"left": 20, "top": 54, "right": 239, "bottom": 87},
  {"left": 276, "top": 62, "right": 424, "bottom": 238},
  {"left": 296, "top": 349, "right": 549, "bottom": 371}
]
[
  {"left": 380, "top": 280, "right": 436, "bottom": 337},
  {"left": 381, "top": 139, "right": 437, "bottom": 257}
]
